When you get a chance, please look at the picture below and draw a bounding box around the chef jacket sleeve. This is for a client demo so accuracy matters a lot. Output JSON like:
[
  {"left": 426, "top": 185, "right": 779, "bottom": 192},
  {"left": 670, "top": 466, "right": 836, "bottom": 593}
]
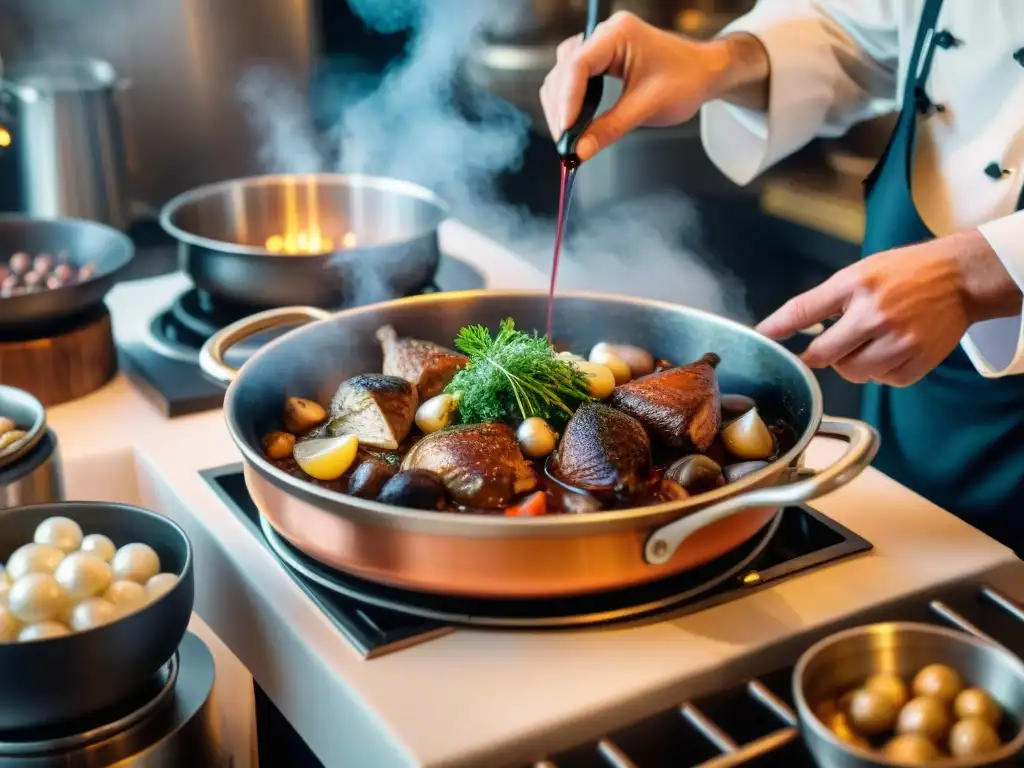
[
  {"left": 700, "top": 0, "right": 901, "bottom": 185},
  {"left": 961, "top": 212, "right": 1024, "bottom": 377}
]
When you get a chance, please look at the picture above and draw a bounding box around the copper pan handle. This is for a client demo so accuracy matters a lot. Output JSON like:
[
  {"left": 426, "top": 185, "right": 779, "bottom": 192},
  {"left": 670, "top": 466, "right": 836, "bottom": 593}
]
[
  {"left": 198, "top": 306, "right": 332, "bottom": 386},
  {"left": 644, "top": 416, "right": 879, "bottom": 565}
]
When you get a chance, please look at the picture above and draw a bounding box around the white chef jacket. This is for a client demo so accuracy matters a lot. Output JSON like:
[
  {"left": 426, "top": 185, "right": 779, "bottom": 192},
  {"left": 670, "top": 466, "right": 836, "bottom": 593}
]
[{"left": 699, "top": 0, "right": 1024, "bottom": 377}]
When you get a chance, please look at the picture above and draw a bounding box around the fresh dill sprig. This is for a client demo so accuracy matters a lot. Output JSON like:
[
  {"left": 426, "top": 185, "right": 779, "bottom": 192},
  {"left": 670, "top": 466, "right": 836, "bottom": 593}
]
[{"left": 445, "top": 319, "right": 591, "bottom": 427}]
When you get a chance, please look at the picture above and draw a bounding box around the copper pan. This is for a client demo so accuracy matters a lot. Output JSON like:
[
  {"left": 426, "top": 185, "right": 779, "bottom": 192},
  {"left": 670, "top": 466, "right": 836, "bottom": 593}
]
[{"left": 199, "top": 291, "right": 878, "bottom": 598}]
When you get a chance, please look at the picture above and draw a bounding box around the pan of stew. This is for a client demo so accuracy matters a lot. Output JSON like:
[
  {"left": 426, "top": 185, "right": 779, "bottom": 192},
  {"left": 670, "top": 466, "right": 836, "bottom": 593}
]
[{"left": 198, "top": 291, "right": 878, "bottom": 598}]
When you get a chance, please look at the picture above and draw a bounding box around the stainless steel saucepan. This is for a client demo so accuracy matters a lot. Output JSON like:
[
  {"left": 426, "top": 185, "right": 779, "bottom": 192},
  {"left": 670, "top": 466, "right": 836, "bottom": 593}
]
[
  {"left": 159, "top": 173, "right": 448, "bottom": 309},
  {"left": 198, "top": 291, "right": 879, "bottom": 598}
]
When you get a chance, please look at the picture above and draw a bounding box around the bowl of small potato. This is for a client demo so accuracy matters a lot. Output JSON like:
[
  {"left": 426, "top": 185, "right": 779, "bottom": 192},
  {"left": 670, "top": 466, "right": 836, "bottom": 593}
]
[{"left": 794, "top": 622, "right": 1024, "bottom": 766}]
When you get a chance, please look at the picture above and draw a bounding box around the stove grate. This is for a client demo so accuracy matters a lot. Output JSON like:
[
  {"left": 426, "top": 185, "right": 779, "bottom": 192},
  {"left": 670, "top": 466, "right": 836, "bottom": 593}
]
[{"left": 528, "top": 585, "right": 1024, "bottom": 767}]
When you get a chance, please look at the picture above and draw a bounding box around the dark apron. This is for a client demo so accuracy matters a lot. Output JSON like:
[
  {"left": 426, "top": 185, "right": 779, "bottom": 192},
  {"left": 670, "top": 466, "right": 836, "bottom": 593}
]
[{"left": 859, "top": 0, "right": 1024, "bottom": 553}]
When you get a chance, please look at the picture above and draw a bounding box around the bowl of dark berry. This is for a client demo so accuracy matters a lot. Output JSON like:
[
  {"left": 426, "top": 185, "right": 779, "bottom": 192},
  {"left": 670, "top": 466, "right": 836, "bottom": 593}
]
[{"left": 0, "top": 215, "right": 134, "bottom": 333}]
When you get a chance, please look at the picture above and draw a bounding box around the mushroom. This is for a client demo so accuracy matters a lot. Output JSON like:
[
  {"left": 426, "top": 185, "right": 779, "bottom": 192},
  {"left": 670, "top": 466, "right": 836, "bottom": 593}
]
[
  {"left": 664, "top": 455, "right": 725, "bottom": 494},
  {"left": 261, "top": 431, "right": 296, "bottom": 460},
  {"left": 723, "top": 460, "right": 770, "bottom": 483},
  {"left": 377, "top": 470, "right": 448, "bottom": 510},
  {"left": 516, "top": 417, "right": 558, "bottom": 459},
  {"left": 720, "top": 408, "right": 774, "bottom": 460},
  {"left": 721, "top": 393, "right": 757, "bottom": 417},
  {"left": 283, "top": 397, "right": 328, "bottom": 435},
  {"left": 347, "top": 457, "right": 398, "bottom": 499}
]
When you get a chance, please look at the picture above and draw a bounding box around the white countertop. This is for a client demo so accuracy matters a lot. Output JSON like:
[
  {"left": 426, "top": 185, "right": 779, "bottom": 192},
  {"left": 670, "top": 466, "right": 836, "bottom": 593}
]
[{"left": 44, "top": 219, "right": 1019, "bottom": 767}]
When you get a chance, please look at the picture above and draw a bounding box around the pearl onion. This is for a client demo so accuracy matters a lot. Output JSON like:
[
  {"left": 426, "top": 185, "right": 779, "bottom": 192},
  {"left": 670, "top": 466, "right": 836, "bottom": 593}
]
[
  {"left": 69, "top": 598, "right": 117, "bottom": 632},
  {"left": 18, "top": 621, "right": 69, "bottom": 642},
  {"left": 111, "top": 543, "right": 160, "bottom": 584},
  {"left": 574, "top": 361, "right": 616, "bottom": 399},
  {"left": 8, "top": 573, "right": 65, "bottom": 624},
  {"left": 55, "top": 552, "right": 113, "bottom": 601},
  {"left": 79, "top": 534, "right": 116, "bottom": 563},
  {"left": 104, "top": 580, "right": 148, "bottom": 616},
  {"left": 33, "top": 517, "right": 83, "bottom": 553},
  {"left": 6, "top": 543, "right": 65, "bottom": 580},
  {"left": 0, "top": 604, "right": 21, "bottom": 642},
  {"left": 146, "top": 573, "right": 178, "bottom": 602},
  {"left": 516, "top": 417, "right": 558, "bottom": 458}
]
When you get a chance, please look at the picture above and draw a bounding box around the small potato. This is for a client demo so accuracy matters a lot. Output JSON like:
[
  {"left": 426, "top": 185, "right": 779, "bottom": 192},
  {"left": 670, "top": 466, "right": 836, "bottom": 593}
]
[
  {"left": 283, "top": 397, "right": 328, "bottom": 434},
  {"left": 261, "top": 431, "right": 296, "bottom": 460},
  {"left": 883, "top": 733, "right": 941, "bottom": 764},
  {"left": 897, "top": 696, "right": 951, "bottom": 743},
  {"left": 866, "top": 672, "right": 910, "bottom": 710},
  {"left": 949, "top": 717, "right": 1001, "bottom": 758},
  {"left": 912, "top": 663, "right": 962, "bottom": 705},
  {"left": 0, "top": 430, "right": 27, "bottom": 452},
  {"left": 954, "top": 688, "right": 1002, "bottom": 727},
  {"left": 847, "top": 687, "right": 900, "bottom": 736}
]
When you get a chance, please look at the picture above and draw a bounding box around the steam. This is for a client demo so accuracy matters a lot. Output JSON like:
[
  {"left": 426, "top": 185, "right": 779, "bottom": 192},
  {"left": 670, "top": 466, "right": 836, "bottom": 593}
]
[{"left": 251, "top": 0, "right": 749, "bottom": 320}]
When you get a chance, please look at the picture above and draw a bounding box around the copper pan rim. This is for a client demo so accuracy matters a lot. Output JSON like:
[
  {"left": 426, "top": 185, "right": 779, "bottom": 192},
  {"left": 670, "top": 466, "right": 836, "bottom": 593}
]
[{"left": 222, "top": 289, "right": 823, "bottom": 538}]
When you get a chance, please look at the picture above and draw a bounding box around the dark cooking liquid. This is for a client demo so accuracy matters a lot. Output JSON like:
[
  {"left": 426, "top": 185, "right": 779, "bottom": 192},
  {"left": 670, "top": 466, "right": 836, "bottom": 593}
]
[
  {"left": 546, "top": 157, "right": 579, "bottom": 340},
  {"left": 276, "top": 419, "right": 797, "bottom": 516}
]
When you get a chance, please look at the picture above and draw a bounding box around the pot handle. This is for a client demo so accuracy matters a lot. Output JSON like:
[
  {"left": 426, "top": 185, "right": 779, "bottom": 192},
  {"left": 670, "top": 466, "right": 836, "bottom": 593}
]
[
  {"left": 644, "top": 416, "right": 879, "bottom": 565},
  {"left": 198, "top": 306, "right": 332, "bottom": 386}
]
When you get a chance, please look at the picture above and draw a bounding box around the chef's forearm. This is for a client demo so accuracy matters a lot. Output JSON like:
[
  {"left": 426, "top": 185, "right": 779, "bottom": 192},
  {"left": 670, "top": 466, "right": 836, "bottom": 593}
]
[{"left": 703, "top": 33, "right": 771, "bottom": 111}]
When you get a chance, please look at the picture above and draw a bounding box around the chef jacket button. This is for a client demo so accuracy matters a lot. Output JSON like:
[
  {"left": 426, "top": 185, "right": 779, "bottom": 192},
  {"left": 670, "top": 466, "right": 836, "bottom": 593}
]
[
  {"left": 934, "top": 30, "right": 961, "bottom": 49},
  {"left": 1014, "top": 47, "right": 1024, "bottom": 67},
  {"left": 984, "top": 162, "right": 1011, "bottom": 180}
]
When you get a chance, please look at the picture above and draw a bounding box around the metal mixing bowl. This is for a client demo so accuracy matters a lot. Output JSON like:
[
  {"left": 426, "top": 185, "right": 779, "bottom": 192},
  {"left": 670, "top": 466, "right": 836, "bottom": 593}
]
[{"left": 793, "top": 622, "right": 1024, "bottom": 767}]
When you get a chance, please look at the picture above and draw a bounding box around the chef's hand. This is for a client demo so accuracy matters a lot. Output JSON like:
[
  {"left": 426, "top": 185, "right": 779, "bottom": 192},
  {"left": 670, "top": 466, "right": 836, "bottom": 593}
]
[
  {"left": 756, "top": 230, "right": 1021, "bottom": 386},
  {"left": 539, "top": 12, "right": 769, "bottom": 162}
]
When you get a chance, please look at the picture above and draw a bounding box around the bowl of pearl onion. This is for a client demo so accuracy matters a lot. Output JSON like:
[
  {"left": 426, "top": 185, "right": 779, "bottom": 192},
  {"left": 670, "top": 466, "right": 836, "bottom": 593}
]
[{"left": 0, "top": 502, "right": 193, "bottom": 730}]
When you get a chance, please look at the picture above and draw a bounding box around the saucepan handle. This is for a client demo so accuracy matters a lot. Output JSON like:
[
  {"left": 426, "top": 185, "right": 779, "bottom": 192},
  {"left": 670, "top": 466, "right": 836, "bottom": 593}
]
[
  {"left": 198, "top": 306, "right": 333, "bottom": 386},
  {"left": 644, "top": 416, "right": 879, "bottom": 565}
]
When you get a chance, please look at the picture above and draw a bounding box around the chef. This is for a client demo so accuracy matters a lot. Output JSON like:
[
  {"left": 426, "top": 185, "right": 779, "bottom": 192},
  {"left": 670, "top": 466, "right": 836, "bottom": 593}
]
[{"left": 540, "top": 0, "right": 1024, "bottom": 550}]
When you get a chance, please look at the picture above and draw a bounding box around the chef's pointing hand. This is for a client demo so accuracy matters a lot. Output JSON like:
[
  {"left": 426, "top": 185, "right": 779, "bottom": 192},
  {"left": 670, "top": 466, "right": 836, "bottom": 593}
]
[{"left": 756, "top": 231, "right": 1021, "bottom": 387}]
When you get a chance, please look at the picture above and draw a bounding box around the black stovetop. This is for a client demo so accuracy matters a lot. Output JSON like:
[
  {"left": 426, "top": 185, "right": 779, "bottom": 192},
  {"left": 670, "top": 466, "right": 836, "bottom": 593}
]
[{"left": 200, "top": 464, "right": 872, "bottom": 659}]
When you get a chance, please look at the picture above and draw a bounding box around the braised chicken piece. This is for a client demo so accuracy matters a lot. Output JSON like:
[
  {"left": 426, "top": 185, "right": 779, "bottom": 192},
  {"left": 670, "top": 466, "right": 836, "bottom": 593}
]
[
  {"left": 327, "top": 374, "right": 418, "bottom": 450},
  {"left": 376, "top": 325, "right": 468, "bottom": 401},
  {"left": 401, "top": 422, "right": 536, "bottom": 508},
  {"left": 550, "top": 402, "right": 652, "bottom": 497},
  {"left": 609, "top": 353, "right": 721, "bottom": 452}
]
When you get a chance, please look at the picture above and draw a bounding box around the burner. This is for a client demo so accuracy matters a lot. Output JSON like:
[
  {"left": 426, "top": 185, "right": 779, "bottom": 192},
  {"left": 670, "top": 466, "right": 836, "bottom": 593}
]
[
  {"left": 122, "top": 281, "right": 446, "bottom": 418},
  {"left": 0, "top": 633, "right": 220, "bottom": 767},
  {"left": 0, "top": 654, "right": 178, "bottom": 756},
  {"left": 201, "top": 464, "right": 872, "bottom": 656},
  {"left": 259, "top": 512, "right": 785, "bottom": 628}
]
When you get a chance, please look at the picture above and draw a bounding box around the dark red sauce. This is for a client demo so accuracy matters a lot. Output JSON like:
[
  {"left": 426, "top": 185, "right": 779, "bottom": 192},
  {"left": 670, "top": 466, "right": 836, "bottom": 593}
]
[{"left": 546, "top": 157, "right": 578, "bottom": 341}]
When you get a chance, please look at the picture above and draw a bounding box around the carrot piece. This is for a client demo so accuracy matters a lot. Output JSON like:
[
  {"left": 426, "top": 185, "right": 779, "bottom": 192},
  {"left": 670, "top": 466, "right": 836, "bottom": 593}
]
[{"left": 504, "top": 491, "right": 547, "bottom": 517}]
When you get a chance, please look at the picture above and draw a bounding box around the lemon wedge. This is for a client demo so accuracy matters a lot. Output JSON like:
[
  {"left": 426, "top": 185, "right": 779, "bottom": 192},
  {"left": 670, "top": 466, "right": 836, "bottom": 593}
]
[{"left": 292, "top": 435, "right": 359, "bottom": 481}]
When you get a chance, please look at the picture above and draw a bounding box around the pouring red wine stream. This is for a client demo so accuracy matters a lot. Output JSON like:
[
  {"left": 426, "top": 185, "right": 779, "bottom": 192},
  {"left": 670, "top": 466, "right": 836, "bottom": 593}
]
[{"left": 547, "top": 0, "right": 606, "bottom": 340}]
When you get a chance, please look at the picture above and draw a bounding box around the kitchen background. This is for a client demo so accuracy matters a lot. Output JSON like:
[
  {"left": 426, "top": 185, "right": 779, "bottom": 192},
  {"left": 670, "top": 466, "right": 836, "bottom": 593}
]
[{"left": 0, "top": 0, "right": 890, "bottom": 418}]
